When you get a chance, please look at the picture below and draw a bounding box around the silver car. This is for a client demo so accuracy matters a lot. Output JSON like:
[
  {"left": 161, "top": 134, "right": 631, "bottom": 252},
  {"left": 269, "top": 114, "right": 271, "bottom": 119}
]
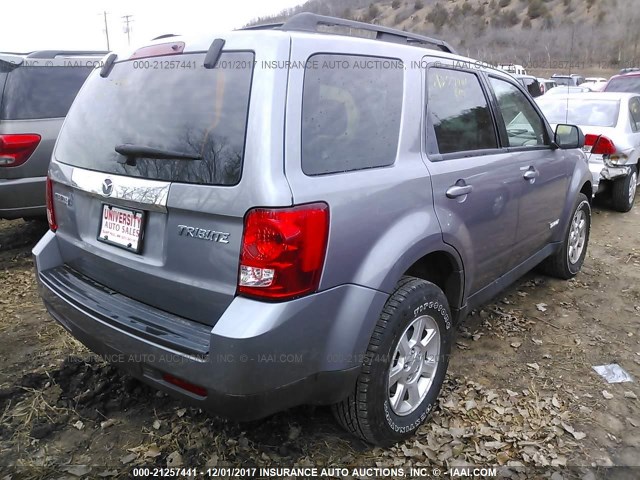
[
  {"left": 0, "top": 51, "right": 106, "bottom": 219},
  {"left": 33, "top": 13, "right": 593, "bottom": 446},
  {"left": 537, "top": 92, "right": 640, "bottom": 211}
]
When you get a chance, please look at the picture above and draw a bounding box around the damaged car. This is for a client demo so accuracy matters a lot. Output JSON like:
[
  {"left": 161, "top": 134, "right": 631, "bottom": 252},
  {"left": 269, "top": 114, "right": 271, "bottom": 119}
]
[{"left": 537, "top": 92, "right": 640, "bottom": 211}]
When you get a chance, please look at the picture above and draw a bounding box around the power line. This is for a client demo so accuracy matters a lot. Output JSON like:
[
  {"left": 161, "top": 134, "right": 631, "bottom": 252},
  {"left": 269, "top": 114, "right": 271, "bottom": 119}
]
[
  {"left": 122, "top": 15, "right": 134, "bottom": 46},
  {"left": 99, "top": 11, "right": 110, "bottom": 50}
]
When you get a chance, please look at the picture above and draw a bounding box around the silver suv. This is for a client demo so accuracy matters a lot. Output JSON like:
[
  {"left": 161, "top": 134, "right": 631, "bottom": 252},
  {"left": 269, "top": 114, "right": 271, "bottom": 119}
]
[
  {"left": 0, "top": 51, "right": 106, "bottom": 219},
  {"left": 34, "top": 14, "right": 593, "bottom": 446}
]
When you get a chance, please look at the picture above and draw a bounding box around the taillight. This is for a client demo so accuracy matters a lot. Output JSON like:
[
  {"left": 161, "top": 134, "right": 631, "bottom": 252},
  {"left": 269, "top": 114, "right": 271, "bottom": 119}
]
[
  {"left": 238, "top": 203, "right": 329, "bottom": 301},
  {"left": 46, "top": 176, "right": 57, "bottom": 232},
  {"left": 0, "top": 134, "right": 41, "bottom": 167},
  {"left": 585, "top": 134, "right": 616, "bottom": 155}
]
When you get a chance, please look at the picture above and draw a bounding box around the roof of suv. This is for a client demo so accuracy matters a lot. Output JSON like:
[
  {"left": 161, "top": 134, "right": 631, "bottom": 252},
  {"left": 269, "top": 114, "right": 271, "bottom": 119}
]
[
  {"left": 101, "top": 13, "right": 522, "bottom": 90},
  {"left": 243, "top": 12, "right": 457, "bottom": 54},
  {"left": 612, "top": 71, "right": 640, "bottom": 79},
  {"left": 117, "top": 12, "right": 456, "bottom": 61},
  {"left": 0, "top": 50, "right": 108, "bottom": 67}
]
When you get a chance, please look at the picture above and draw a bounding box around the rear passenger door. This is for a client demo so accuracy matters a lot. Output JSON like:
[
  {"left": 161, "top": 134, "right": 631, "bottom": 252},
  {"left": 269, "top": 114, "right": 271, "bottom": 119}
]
[
  {"left": 422, "top": 60, "right": 522, "bottom": 296},
  {"left": 486, "top": 75, "right": 570, "bottom": 269}
]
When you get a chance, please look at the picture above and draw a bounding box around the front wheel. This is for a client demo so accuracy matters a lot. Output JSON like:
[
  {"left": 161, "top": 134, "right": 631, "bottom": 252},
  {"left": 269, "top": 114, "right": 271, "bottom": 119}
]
[
  {"left": 611, "top": 165, "right": 637, "bottom": 212},
  {"left": 332, "top": 277, "right": 453, "bottom": 446},
  {"left": 539, "top": 193, "right": 591, "bottom": 280}
]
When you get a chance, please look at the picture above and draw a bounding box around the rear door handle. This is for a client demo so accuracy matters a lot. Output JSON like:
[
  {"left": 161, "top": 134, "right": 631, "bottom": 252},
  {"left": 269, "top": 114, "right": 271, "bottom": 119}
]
[
  {"left": 446, "top": 184, "right": 473, "bottom": 198},
  {"left": 523, "top": 167, "right": 539, "bottom": 181}
]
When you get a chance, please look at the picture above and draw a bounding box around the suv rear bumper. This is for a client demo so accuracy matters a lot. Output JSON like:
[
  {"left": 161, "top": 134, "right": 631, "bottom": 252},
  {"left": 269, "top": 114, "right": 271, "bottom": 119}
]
[
  {"left": 0, "top": 176, "right": 46, "bottom": 219},
  {"left": 34, "top": 231, "right": 388, "bottom": 420}
]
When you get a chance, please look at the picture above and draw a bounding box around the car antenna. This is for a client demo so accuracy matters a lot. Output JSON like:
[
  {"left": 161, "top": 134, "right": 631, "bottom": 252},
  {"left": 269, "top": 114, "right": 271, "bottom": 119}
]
[{"left": 565, "top": 25, "right": 576, "bottom": 125}]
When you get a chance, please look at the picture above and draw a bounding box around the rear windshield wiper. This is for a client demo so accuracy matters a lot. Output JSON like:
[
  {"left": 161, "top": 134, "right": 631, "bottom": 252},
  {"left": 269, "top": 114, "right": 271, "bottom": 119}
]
[{"left": 115, "top": 144, "right": 201, "bottom": 164}]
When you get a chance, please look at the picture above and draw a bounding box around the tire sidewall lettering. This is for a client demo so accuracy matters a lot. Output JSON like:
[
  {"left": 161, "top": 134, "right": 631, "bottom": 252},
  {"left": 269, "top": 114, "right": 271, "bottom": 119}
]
[
  {"left": 413, "top": 301, "right": 451, "bottom": 330},
  {"left": 383, "top": 398, "right": 433, "bottom": 433}
]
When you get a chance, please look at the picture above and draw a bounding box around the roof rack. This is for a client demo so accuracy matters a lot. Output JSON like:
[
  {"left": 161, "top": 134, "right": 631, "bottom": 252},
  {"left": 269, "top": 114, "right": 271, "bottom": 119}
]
[
  {"left": 241, "top": 22, "right": 285, "bottom": 31},
  {"left": 26, "top": 50, "right": 108, "bottom": 59},
  {"left": 267, "top": 12, "right": 456, "bottom": 54}
]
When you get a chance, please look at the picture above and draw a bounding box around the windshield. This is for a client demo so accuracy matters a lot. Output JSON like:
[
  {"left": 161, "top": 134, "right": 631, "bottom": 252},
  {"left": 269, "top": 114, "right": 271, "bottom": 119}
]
[
  {"left": 605, "top": 76, "right": 640, "bottom": 93},
  {"left": 55, "top": 52, "right": 254, "bottom": 186},
  {"left": 538, "top": 98, "right": 620, "bottom": 127}
]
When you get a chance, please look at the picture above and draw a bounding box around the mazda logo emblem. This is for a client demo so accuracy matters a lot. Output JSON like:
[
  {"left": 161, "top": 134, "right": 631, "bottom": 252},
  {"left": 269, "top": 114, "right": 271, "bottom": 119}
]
[{"left": 102, "top": 179, "right": 113, "bottom": 196}]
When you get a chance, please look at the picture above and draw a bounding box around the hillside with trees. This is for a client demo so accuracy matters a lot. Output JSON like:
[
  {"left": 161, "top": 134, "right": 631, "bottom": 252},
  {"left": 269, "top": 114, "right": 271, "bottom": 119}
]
[{"left": 249, "top": 0, "right": 639, "bottom": 72}]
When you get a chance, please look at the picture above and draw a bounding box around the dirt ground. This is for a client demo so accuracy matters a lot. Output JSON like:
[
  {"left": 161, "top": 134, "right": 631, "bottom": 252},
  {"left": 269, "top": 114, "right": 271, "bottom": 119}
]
[{"left": 0, "top": 196, "right": 638, "bottom": 479}]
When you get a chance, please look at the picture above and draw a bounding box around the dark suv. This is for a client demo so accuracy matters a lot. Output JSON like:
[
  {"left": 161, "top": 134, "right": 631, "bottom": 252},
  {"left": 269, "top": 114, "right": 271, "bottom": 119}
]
[
  {"left": 0, "top": 50, "right": 105, "bottom": 219},
  {"left": 34, "top": 14, "right": 593, "bottom": 446}
]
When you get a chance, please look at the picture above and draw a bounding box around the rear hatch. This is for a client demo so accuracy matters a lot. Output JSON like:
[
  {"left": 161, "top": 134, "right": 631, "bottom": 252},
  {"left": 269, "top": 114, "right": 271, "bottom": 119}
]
[{"left": 50, "top": 41, "right": 283, "bottom": 327}]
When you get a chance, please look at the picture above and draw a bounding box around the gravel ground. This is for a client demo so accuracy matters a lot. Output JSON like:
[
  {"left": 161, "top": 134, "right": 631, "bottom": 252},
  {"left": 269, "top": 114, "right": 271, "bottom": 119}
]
[{"left": 0, "top": 198, "right": 638, "bottom": 479}]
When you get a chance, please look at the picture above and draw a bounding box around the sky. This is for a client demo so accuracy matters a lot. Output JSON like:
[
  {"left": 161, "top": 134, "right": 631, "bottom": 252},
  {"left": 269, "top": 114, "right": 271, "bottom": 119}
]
[{"left": 2, "top": 0, "right": 305, "bottom": 53}]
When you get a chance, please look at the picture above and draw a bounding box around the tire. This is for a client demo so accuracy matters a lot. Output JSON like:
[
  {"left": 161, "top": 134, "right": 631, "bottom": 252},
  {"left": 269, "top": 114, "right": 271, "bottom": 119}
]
[
  {"left": 539, "top": 193, "right": 591, "bottom": 280},
  {"left": 611, "top": 165, "right": 637, "bottom": 213},
  {"left": 332, "top": 276, "right": 453, "bottom": 446}
]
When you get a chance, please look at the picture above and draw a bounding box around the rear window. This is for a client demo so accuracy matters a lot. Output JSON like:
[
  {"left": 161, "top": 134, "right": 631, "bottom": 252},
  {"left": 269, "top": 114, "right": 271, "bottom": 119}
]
[
  {"left": 605, "top": 76, "right": 640, "bottom": 93},
  {"left": 538, "top": 98, "right": 620, "bottom": 127},
  {"left": 554, "top": 77, "right": 572, "bottom": 86},
  {"left": 55, "top": 52, "right": 254, "bottom": 186},
  {"left": 301, "top": 54, "right": 403, "bottom": 175},
  {"left": 1, "top": 65, "right": 94, "bottom": 120}
]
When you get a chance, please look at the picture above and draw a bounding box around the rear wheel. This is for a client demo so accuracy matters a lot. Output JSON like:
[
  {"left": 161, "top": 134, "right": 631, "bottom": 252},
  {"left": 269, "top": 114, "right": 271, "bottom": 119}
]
[
  {"left": 611, "top": 166, "right": 637, "bottom": 212},
  {"left": 539, "top": 193, "right": 590, "bottom": 279},
  {"left": 332, "top": 277, "right": 453, "bottom": 446}
]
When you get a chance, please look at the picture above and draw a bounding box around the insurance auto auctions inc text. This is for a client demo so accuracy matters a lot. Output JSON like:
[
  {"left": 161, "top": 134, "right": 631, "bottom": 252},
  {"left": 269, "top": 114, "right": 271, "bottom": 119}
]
[{"left": 257, "top": 466, "right": 497, "bottom": 477}]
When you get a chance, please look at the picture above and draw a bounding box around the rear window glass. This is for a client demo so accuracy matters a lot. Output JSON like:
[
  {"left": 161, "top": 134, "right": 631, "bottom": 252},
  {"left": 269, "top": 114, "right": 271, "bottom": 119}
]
[
  {"left": 55, "top": 52, "right": 254, "bottom": 186},
  {"left": 1, "top": 66, "right": 94, "bottom": 120},
  {"left": 301, "top": 54, "right": 403, "bottom": 175},
  {"left": 553, "top": 77, "right": 572, "bottom": 86},
  {"left": 538, "top": 98, "right": 620, "bottom": 127},
  {"left": 427, "top": 68, "right": 497, "bottom": 155},
  {"left": 605, "top": 76, "right": 640, "bottom": 93}
]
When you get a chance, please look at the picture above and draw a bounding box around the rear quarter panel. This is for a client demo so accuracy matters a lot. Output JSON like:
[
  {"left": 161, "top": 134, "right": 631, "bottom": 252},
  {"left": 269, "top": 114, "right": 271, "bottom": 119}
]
[
  {"left": 283, "top": 36, "right": 448, "bottom": 295},
  {"left": 0, "top": 118, "right": 62, "bottom": 179}
]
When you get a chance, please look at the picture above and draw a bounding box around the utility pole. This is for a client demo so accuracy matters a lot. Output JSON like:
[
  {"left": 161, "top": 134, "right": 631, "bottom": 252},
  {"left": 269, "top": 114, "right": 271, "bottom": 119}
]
[
  {"left": 100, "top": 11, "right": 110, "bottom": 50},
  {"left": 122, "top": 15, "right": 134, "bottom": 46}
]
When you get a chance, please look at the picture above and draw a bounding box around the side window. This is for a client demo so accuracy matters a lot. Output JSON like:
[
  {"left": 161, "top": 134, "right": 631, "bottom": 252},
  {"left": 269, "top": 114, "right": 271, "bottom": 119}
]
[
  {"left": 427, "top": 68, "right": 497, "bottom": 155},
  {"left": 629, "top": 98, "right": 640, "bottom": 132},
  {"left": 301, "top": 54, "right": 403, "bottom": 176},
  {"left": 489, "top": 77, "right": 548, "bottom": 148}
]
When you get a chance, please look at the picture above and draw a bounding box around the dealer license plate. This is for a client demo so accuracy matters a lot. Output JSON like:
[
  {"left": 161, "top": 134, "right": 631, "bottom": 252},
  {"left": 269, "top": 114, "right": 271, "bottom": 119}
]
[{"left": 98, "top": 204, "right": 145, "bottom": 253}]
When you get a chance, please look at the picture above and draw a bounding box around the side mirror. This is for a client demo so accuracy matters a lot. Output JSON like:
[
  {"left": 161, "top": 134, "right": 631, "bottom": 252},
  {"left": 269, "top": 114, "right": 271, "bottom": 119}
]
[{"left": 554, "top": 124, "right": 585, "bottom": 149}]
